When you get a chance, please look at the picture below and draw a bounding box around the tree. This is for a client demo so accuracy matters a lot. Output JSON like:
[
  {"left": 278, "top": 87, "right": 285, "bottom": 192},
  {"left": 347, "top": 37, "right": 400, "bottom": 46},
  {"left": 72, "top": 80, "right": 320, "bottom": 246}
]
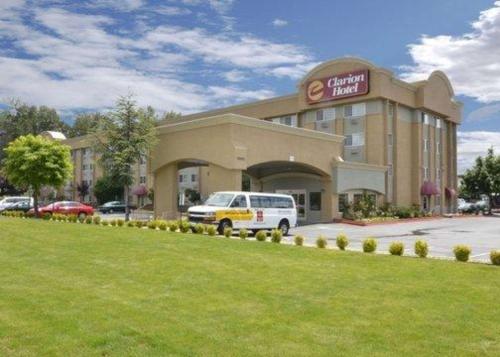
[
  {"left": 459, "top": 147, "right": 500, "bottom": 214},
  {"left": 93, "top": 175, "right": 123, "bottom": 205},
  {"left": 94, "top": 95, "right": 157, "bottom": 220},
  {"left": 161, "top": 110, "right": 182, "bottom": 122},
  {"left": 68, "top": 113, "right": 108, "bottom": 138},
  {"left": 0, "top": 176, "right": 25, "bottom": 196},
  {"left": 2, "top": 135, "right": 73, "bottom": 216},
  {"left": 76, "top": 181, "right": 90, "bottom": 202}
]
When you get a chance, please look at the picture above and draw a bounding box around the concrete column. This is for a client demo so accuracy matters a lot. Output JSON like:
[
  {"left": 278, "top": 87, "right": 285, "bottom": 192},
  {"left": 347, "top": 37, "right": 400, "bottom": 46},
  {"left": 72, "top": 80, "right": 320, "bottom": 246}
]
[
  {"left": 322, "top": 178, "right": 338, "bottom": 221},
  {"left": 205, "top": 163, "right": 242, "bottom": 193},
  {"left": 154, "top": 163, "right": 179, "bottom": 219}
]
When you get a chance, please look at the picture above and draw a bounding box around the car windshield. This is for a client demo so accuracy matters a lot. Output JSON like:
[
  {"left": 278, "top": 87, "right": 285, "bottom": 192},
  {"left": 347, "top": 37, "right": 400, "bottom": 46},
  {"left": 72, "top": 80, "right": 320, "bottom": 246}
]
[
  {"left": 104, "top": 202, "right": 119, "bottom": 206},
  {"left": 204, "top": 193, "right": 235, "bottom": 207}
]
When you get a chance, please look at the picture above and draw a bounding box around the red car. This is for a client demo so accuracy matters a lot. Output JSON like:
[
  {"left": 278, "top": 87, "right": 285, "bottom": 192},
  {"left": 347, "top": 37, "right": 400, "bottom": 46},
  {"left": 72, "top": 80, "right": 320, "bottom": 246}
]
[{"left": 32, "top": 201, "right": 94, "bottom": 218}]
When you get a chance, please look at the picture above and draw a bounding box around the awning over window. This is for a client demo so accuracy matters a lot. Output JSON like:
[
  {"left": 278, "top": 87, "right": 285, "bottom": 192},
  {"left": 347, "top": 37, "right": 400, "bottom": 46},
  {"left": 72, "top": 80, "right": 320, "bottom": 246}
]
[
  {"left": 332, "top": 161, "right": 387, "bottom": 194},
  {"left": 421, "top": 181, "right": 440, "bottom": 196},
  {"left": 445, "top": 187, "right": 457, "bottom": 198},
  {"left": 132, "top": 185, "right": 148, "bottom": 196}
]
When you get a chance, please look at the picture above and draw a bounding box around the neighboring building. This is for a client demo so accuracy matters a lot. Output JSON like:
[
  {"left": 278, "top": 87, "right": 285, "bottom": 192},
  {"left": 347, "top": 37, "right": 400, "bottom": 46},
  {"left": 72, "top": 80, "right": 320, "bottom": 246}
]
[{"left": 60, "top": 57, "right": 461, "bottom": 223}]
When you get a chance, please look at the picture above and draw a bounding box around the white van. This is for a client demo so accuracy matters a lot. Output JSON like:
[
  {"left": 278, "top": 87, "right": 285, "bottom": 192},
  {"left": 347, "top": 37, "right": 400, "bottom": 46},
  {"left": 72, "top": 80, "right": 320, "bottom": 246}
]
[
  {"left": 0, "top": 196, "right": 33, "bottom": 210},
  {"left": 187, "top": 191, "right": 297, "bottom": 235}
]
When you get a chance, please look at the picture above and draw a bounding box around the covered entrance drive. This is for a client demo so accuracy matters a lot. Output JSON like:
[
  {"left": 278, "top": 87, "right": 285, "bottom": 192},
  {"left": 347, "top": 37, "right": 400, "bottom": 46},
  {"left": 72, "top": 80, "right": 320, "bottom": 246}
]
[{"left": 151, "top": 114, "right": 344, "bottom": 222}]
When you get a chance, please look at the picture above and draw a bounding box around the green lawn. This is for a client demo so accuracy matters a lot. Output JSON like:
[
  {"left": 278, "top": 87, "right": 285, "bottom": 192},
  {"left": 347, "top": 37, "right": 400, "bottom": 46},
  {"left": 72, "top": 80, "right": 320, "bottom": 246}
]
[{"left": 0, "top": 219, "right": 499, "bottom": 356}]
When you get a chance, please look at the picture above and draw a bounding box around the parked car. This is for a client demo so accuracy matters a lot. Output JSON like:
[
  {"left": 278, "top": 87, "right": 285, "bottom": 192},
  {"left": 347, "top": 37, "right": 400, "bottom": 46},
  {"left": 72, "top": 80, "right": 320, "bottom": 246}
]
[
  {"left": 98, "top": 201, "right": 127, "bottom": 213},
  {"left": 0, "top": 196, "right": 33, "bottom": 210},
  {"left": 30, "top": 201, "right": 94, "bottom": 218},
  {"left": 3, "top": 200, "right": 33, "bottom": 213},
  {"left": 457, "top": 198, "right": 474, "bottom": 213}
]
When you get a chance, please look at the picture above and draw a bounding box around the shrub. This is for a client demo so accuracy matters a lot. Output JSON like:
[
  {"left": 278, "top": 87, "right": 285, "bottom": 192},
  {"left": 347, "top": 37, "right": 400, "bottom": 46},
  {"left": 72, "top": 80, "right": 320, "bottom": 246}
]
[
  {"left": 93, "top": 216, "right": 101, "bottom": 225},
  {"left": 239, "top": 228, "right": 248, "bottom": 239},
  {"left": 42, "top": 213, "right": 51, "bottom": 220},
  {"left": 414, "top": 240, "right": 428, "bottom": 258},
  {"left": 316, "top": 235, "right": 327, "bottom": 249},
  {"left": 294, "top": 235, "right": 304, "bottom": 246},
  {"left": 117, "top": 219, "right": 124, "bottom": 227},
  {"left": 101, "top": 220, "right": 109, "bottom": 226},
  {"left": 206, "top": 225, "right": 217, "bottom": 236},
  {"left": 270, "top": 229, "right": 282, "bottom": 243},
  {"left": 67, "top": 214, "right": 78, "bottom": 223},
  {"left": 110, "top": 219, "right": 117, "bottom": 227},
  {"left": 453, "top": 245, "right": 471, "bottom": 262},
  {"left": 78, "top": 216, "right": 85, "bottom": 223},
  {"left": 362, "top": 237, "right": 377, "bottom": 253},
  {"left": 158, "top": 220, "right": 168, "bottom": 231},
  {"left": 179, "top": 221, "right": 191, "bottom": 233},
  {"left": 389, "top": 241, "right": 404, "bottom": 256},
  {"left": 127, "top": 220, "right": 136, "bottom": 227},
  {"left": 194, "top": 223, "right": 205, "bottom": 234},
  {"left": 490, "top": 250, "right": 500, "bottom": 266},
  {"left": 147, "top": 220, "right": 158, "bottom": 230},
  {"left": 336, "top": 233, "right": 349, "bottom": 250},
  {"left": 255, "top": 230, "right": 267, "bottom": 242},
  {"left": 223, "top": 227, "right": 233, "bottom": 238},
  {"left": 169, "top": 221, "right": 179, "bottom": 232},
  {"left": 85, "top": 216, "right": 92, "bottom": 224},
  {"left": 135, "top": 220, "right": 145, "bottom": 228}
]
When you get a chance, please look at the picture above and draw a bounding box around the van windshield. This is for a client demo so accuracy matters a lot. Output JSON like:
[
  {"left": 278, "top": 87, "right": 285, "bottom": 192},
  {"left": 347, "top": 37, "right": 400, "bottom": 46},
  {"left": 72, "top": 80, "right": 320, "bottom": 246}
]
[{"left": 205, "top": 193, "right": 235, "bottom": 207}]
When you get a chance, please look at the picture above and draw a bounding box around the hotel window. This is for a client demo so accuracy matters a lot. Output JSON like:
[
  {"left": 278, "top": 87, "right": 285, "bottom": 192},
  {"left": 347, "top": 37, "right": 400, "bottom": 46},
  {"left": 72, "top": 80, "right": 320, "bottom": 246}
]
[
  {"left": 271, "top": 115, "right": 297, "bottom": 127},
  {"left": 344, "top": 103, "right": 366, "bottom": 117},
  {"left": 388, "top": 103, "right": 394, "bottom": 117},
  {"left": 309, "top": 192, "right": 321, "bottom": 211},
  {"left": 436, "top": 168, "right": 441, "bottom": 180},
  {"left": 388, "top": 164, "right": 393, "bottom": 176},
  {"left": 140, "top": 176, "right": 146, "bottom": 184},
  {"left": 423, "top": 139, "right": 429, "bottom": 152},
  {"left": 191, "top": 174, "right": 197, "bottom": 182},
  {"left": 179, "top": 175, "right": 184, "bottom": 183},
  {"left": 345, "top": 133, "right": 365, "bottom": 147},
  {"left": 423, "top": 167, "right": 429, "bottom": 180},
  {"left": 316, "top": 110, "right": 324, "bottom": 121},
  {"left": 421, "top": 113, "right": 429, "bottom": 125},
  {"left": 82, "top": 164, "right": 88, "bottom": 170},
  {"left": 338, "top": 194, "right": 348, "bottom": 212},
  {"left": 324, "top": 108, "right": 335, "bottom": 121},
  {"left": 436, "top": 118, "right": 442, "bottom": 128},
  {"left": 139, "top": 155, "right": 147, "bottom": 165}
]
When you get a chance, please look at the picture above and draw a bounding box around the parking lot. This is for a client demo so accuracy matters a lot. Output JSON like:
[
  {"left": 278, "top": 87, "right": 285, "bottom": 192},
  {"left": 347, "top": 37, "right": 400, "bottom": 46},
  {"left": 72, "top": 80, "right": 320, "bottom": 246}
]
[{"left": 289, "top": 216, "right": 500, "bottom": 262}]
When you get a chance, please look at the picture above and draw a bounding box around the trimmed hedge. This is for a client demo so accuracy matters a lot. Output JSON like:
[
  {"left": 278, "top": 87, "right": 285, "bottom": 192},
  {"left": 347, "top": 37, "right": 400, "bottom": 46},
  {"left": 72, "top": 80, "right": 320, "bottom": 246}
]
[{"left": 362, "top": 237, "right": 377, "bottom": 253}]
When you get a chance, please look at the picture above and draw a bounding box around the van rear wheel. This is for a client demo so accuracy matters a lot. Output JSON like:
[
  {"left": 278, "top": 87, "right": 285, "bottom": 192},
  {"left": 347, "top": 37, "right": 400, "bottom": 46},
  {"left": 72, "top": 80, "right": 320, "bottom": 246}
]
[{"left": 278, "top": 219, "right": 290, "bottom": 236}]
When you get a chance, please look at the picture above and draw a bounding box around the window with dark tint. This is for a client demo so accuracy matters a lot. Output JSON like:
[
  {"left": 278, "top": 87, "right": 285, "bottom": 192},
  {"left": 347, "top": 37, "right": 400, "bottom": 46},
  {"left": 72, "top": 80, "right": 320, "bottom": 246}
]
[
  {"left": 230, "top": 195, "right": 247, "bottom": 208},
  {"left": 339, "top": 194, "right": 348, "bottom": 212},
  {"left": 309, "top": 192, "right": 321, "bottom": 211},
  {"left": 250, "top": 195, "right": 261, "bottom": 208},
  {"left": 271, "top": 197, "right": 294, "bottom": 208}
]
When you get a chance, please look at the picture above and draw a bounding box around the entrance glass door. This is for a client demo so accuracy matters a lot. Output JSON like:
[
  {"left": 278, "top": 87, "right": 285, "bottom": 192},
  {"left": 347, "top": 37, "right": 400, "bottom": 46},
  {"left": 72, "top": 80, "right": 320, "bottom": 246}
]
[{"left": 276, "top": 189, "right": 306, "bottom": 222}]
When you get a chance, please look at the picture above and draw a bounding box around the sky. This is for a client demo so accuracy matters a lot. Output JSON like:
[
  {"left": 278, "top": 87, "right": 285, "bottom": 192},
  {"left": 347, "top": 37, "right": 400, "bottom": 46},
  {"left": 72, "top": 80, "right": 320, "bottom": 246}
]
[{"left": 1, "top": 0, "right": 500, "bottom": 172}]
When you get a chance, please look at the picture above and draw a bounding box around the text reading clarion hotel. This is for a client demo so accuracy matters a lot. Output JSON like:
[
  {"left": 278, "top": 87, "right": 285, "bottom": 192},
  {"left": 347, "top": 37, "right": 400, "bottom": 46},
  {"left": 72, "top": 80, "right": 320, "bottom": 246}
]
[{"left": 59, "top": 57, "right": 460, "bottom": 224}]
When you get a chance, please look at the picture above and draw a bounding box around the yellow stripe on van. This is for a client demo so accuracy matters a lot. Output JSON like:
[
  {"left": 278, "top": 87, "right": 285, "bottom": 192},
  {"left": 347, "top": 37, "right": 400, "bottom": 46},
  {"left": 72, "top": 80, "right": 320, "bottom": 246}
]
[{"left": 216, "top": 210, "right": 254, "bottom": 222}]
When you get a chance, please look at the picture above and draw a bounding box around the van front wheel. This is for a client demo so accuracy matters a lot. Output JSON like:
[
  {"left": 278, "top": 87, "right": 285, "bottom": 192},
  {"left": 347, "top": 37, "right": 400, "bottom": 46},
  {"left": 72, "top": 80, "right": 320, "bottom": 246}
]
[
  {"left": 278, "top": 219, "right": 290, "bottom": 236},
  {"left": 218, "top": 219, "right": 232, "bottom": 235}
]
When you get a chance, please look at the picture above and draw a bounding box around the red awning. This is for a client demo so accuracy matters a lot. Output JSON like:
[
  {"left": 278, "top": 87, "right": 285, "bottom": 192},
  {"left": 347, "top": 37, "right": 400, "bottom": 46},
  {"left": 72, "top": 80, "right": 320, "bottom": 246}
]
[
  {"left": 445, "top": 187, "right": 457, "bottom": 198},
  {"left": 421, "top": 181, "right": 440, "bottom": 196},
  {"left": 132, "top": 185, "right": 148, "bottom": 196}
]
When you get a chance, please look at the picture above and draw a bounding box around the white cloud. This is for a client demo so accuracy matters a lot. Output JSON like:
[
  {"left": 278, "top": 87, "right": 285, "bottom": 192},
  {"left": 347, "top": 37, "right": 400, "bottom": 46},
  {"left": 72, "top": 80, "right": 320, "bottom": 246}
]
[
  {"left": 154, "top": 6, "right": 192, "bottom": 16},
  {"left": 89, "top": 0, "right": 145, "bottom": 11},
  {"left": 401, "top": 1, "right": 500, "bottom": 103},
  {"left": 457, "top": 131, "right": 500, "bottom": 173},
  {"left": 0, "top": 3, "right": 297, "bottom": 114},
  {"left": 223, "top": 69, "right": 247, "bottom": 82},
  {"left": 466, "top": 103, "right": 500, "bottom": 122},
  {"left": 272, "top": 18, "right": 288, "bottom": 27}
]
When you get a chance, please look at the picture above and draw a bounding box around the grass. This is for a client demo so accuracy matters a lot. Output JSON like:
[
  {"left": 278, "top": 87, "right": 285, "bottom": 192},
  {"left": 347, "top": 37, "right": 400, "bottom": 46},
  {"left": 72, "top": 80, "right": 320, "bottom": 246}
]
[{"left": 0, "top": 218, "right": 499, "bottom": 356}]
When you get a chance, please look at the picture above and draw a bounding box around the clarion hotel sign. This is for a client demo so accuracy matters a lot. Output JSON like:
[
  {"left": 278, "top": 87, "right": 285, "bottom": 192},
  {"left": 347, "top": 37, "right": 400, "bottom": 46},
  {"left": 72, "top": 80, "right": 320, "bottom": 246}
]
[{"left": 306, "top": 69, "right": 369, "bottom": 103}]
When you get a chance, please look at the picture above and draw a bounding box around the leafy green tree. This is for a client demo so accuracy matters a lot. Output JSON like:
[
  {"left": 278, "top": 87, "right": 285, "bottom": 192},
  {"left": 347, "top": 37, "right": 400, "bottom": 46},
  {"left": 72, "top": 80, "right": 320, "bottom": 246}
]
[
  {"left": 2, "top": 135, "right": 73, "bottom": 216},
  {"left": 68, "top": 113, "right": 108, "bottom": 138},
  {"left": 93, "top": 175, "right": 123, "bottom": 205},
  {"left": 161, "top": 110, "right": 182, "bottom": 122},
  {"left": 459, "top": 148, "right": 500, "bottom": 214},
  {"left": 94, "top": 95, "right": 157, "bottom": 220}
]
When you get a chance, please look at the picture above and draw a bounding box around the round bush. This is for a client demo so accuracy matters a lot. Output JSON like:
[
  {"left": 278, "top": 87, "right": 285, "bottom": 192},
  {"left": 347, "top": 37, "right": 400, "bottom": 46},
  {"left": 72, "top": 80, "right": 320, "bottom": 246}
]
[
  {"left": 490, "top": 250, "right": 500, "bottom": 266},
  {"left": 453, "top": 245, "right": 471, "bottom": 262},
  {"left": 147, "top": 220, "right": 158, "bottom": 230},
  {"left": 42, "top": 213, "right": 52, "bottom": 220},
  {"left": 414, "top": 240, "right": 428, "bottom": 258},
  {"left": 239, "top": 228, "right": 248, "bottom": 239},
  {"left": 194, "top": 223, "right": 205, "bottom": 234},
  {"left": 117, "top": 219, "right": 124, "bottom": 227},
  {"left": 223, "top": 227, "right": 233, "bottom": 238},
  {"left": 255, "top": 230, "right": 267, "bottom": 242},
  {"left": 158, "top": 220, "right": 168, "bottom": 231},
  {"left": 169, "top": 221, "right": 179, "bottom": 232},
  {"left": 101, "top": 220, "right": 109, "bottom": 226},
  {"left": 270, "top": 229, "right": 282, "bottom": 243},
  {"left": 206, "top": 225, "right": 217, "bottom": 236},
  {"left": 336, "top": 233, "right": 349, "bottom": 250},
  {"left": 127, "top": 220, "right": 136, "bottom": 227},
  {"left": 294, "top": 235, "right": 304, "bottom": 246},
  {"left": 362, "top": 237, "right": 377, "bottom": 253},
  {"left": 85, "top": 216, "right": 92, "bottom": 224},
  {"left": 178, "top": 221, "right": 190, "bottom": 233},
  {"left": 389, "top": 241, "right": 404, "bottom": 256},
  {"left": 135, "top": 220, "right": 144, "bottom": 228},
  {"left": 316, "top": 235, "right": 327, "bottom": 249},
  {"left": 93, "top": 216, "right": 101, "bottom": 225},
  {"left": 110, "top": 219, "right": 117, "bottom": 227}
]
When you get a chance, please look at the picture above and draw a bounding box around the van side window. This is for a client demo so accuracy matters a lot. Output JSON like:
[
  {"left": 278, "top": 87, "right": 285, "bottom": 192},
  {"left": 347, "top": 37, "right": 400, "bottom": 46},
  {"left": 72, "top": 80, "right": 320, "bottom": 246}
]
[
  {"left": 230, "top": 195, "right": 247, "bottom": 208},
  {"left": 250, "top": 196, "right": 261, "bottom": 208},
  {"left": 272, "top": 197, "right": 294, "bottom": 208}
]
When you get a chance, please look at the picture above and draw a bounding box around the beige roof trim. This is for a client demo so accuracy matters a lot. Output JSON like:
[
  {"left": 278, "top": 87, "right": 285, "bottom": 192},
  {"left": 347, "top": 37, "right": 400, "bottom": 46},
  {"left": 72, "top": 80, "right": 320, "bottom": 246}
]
[
  {"left": 157, "top": 113, "right": 345, "bottom": 143},
  {"left": 333, "top": 159, "right": 388, "bottom": 172}
]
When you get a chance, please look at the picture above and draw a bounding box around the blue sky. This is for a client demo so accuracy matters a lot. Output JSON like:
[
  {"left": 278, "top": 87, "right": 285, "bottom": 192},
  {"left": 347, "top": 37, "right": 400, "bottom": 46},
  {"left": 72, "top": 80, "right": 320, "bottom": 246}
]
[{"left": 1, "top": 0, "right": 500, "bottom": 171}]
